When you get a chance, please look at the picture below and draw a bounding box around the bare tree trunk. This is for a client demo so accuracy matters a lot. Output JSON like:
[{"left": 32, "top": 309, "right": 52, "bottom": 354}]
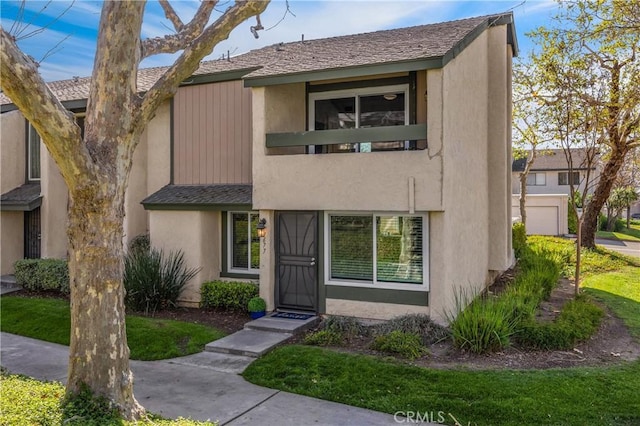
[
  {"left": 575, "top": 218, "right": 582, "bottom": 298},
  {"left": 627, "top": 205, "right": 631, "bottom": 229},
  {"left": 519, "top": 173, "right": 527, "bottom": 227},
  {"left": 582, "top": 149, "right": 628, "bottom": 248},
  {"left": 66, "top": 181, "right": 144, "bottom": 419}
]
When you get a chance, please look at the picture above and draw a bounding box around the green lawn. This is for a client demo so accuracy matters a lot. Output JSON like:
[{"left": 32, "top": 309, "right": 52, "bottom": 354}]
[
  {"left": 0, "top": 296, "right": 225, "bottom": 360},
  {"left": 243, "top": 237, "right": 640, "bottom": 426},
  {"left": 596, "top": 222, "right": 640, "bottom": 242},
  {"left": 0, "top": 374, "right": 216, "bottom": 425}
]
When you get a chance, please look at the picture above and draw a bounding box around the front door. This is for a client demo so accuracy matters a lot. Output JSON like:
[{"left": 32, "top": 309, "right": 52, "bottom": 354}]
[
  {"left": 275, "top": 211, "right": 317, "bottom": 312},
  {"left": 24, "top": 207, "right": 41, "bottom": 259}
]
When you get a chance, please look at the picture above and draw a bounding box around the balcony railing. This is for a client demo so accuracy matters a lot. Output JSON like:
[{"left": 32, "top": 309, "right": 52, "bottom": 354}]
[{"left": 266, "top": 124, "right": 427, "bottom": 148}]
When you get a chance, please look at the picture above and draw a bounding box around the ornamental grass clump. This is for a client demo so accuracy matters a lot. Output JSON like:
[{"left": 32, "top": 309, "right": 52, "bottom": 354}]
[{"left": 124, "top": 247, "right": 199, "bottom": 315}]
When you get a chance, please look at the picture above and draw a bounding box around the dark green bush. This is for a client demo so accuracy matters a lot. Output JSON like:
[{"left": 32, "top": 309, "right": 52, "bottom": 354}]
[
  {"left": 517, "top": 296, "right": 604, "bottom": 350},
  {"left": 512, "top": 222, "right": 527, "bottom": 258},
  {"left": 62, "top": 383, "right": 121, "bottom": 425},
  {"left": 248, "top": 296, "right": 266, "bottom": 312},
  {"left": 304, "top": 329, "right": 344, "bottom": 346},
  {"left": 370, "top": 330, "right": 429, "bottom": 360},
  {"left": 14, "top": 258, "right": 69, "bottom": 294},
  {"left": 201, "top": 280, "right": 258, "bottom": 311},
  {"left": 124, "top": 247, "right": 199, "bottom": 314},
  {"left": 450, "top": 297, "right": 517, "bottom": 353}
]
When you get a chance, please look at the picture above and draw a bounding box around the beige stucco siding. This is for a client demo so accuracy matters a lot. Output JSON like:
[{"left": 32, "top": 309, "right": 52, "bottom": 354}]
[
  {"left": 1, "top": 110, "right": 26, "bottom": 193},
  {"left": 173, "top": 81, "right": 252, "bottom": 185},
  {"left": 40, "top": 148, "right": 68, "bottom": 259},
  {"left": 149, "top": 210, "right": 221, "bottom": 305},
  {"left": 429, "top": 28, "right": 494, "bottom": 322},
  {"left": 252, "top": 81, "right": 442, "bottom": 212},
  {"left": 1, "top": 211, "right": 23, "bottom": 274}
]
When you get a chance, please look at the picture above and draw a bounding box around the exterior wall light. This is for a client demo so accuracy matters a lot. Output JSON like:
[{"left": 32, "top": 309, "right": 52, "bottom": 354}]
[{"left": 256, "top": 218, "right": 267, "bottom": 238}]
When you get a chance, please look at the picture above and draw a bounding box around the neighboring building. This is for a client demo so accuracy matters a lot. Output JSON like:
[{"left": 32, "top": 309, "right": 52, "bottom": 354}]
[
  {"left": 511, "top": 149, "right": 599, "bottom": 236},
  {"left": 1, "top": 13, "right": 517, "bottom": 322},
  {"left": 512, "top": 149, "right": 599, "bottom": 196}
]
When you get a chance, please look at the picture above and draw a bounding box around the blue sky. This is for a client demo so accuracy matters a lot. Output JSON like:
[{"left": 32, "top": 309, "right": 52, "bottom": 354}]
[{"left": 0, "top": 0, "right": 558, "bottom": 82}]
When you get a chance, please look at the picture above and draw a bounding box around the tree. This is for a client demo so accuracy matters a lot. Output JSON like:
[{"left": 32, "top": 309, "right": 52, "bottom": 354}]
[
  {"left": 526, "top": 0, "right": 640, "bottom": 249},
  {"left": 0, "top": 0, "right": 270, "bottom": 419},
  {"left": 605, "top": 186, "right": 638, "bottom": 229},
  {"left": 512, "top": 60, "right": 553, "bottom": 230}
]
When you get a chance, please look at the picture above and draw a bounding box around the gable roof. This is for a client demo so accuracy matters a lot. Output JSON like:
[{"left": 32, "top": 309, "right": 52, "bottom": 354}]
[
  {"left": 1, "top": 12, "right": 516, "bottom": 110},
  {"left": 512, "top": 149, "right": 598, "bottom": 172}
]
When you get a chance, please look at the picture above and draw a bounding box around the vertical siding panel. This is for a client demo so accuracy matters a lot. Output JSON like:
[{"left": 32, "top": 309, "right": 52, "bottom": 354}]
[
  {"left": 177, "top": 89, "right": 186, "bottom": 184},
  {"left": 199, "top": 86, "right": 207, "bottom": 184},
  {"left": 244, "top": 87, "right": 252, "bottom": 183},
  {"left": 213, "top": 83, "right": 221, "bottom": 183},
  {"left": 220, "top": 82, "right": 229, "bottom": 184},
  {"left": 206, "top": 84, "right": 214, "bottom": 183},
  {"left": 192, "top": 87, "right": 200, "bottom": 184},
  {"left": 184, "top": 88, "right": 193, "bottom": 184},
  {"left": 234, "top": 81, "right": 242, "bottom": 183}
]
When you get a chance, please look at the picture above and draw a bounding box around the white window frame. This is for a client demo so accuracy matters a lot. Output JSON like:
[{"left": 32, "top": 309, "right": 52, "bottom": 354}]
[
  {"left": 324, "top": 211, "right": 429, "bottom": 291},
  {"left": 27, "top": 123, "right": 41, "bottom": 181},
  {"left": 227, "top": 211, "right": 260, "bottom": 275},
  {"left": 526, "top": 172, "right": 546, "bottom": 186},
  {"left": 308, "top": 84, "right": 410, "bottom": 154}
]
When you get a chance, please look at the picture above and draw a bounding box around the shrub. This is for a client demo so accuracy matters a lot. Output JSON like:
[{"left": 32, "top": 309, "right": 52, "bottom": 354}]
[
  {"left": 248, "top": 296, "right": 266, "bottom": 313},
  {"left": 517, "top": 296, "right": 604, "bottom": 350},
  {"left": 512, "top": 222, "right": 527, "bottom": 258},
  {"left": 201, "top": 280, "right": 258, "bottom": 311},
  {"left": 323, "top": 315, "right": 368, "bottom": 337},
  {"left": 304, "top": 329, "right": 344, "bottom": 346},
  {"left": 568, "top": 203, "right": 578, "bottom": 234},
  {"left": 128, "top": 233, "right": 150, "bottom": 255},
  {"left": 14, "top": 258, "right": 69, "bottom": 294},
  {"left": 370, "top": 330, "right": 428, "bottom": 360},
  {"left": 124, "top": 247, "right": 199, "bottom": 314},
  {"left": 373, "top": 314, "right": 449, "bottom": 344},
  {"left": 450, "top": 297, "right": 518, "bottom": 353},
  {"left": 62, "top": 383, "right": 121, "bottom": 425}
]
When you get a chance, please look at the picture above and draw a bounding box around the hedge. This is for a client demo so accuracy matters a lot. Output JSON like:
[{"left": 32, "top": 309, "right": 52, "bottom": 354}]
[
  {"left": 14, "top": 258, "right": 69, "bottom": 294},
  {"left": 201, "top": 280, "right": 259, "bottom": 311}
]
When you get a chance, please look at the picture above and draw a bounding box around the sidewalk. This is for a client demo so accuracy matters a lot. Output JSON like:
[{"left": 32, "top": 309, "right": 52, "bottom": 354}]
[{"left": 1, "top": 332, "right": 404, "bottom": 425}]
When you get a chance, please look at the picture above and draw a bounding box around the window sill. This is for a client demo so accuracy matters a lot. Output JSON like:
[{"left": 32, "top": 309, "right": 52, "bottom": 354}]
[
  {"left": 220, "top": 272, "right": 259, "bottom": 280},
  {"left": 325, "top": 279, "right": 428, "bottom": 292}
]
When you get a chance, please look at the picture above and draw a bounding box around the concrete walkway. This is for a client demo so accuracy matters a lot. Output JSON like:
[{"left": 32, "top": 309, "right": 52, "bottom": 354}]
[
  {"left": 1, "top": 332, "right": 404, "bottom": 425},
  {"left": 595, "top": 238, "right": 640, "bottom": 258}
]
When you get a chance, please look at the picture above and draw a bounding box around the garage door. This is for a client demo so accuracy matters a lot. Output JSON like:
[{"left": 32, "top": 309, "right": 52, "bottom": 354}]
[{"left": 527, "top": 206, "right": 558, "bottom": 235}]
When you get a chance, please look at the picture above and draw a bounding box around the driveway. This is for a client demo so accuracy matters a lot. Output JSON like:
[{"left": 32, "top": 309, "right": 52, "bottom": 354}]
[{"left": 595, "top": 238, "right": 640, "bottom": 258}]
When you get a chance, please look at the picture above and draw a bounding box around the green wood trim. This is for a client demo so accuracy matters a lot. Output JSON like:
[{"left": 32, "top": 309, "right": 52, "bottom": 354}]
[
  {"left": 325, "top": 285, "right": 428, "bottom": 306},
  {"left": 317, "top": 212, "right": 326, "bottom": 313},
  {"left": 244, "top": 58, "right": 443, "bottom": 87},
  {"left": 143, "top": 203, "right": 252, "bottom": 211},
  {"left": 180, "top": 68, "right": 259, "bottom": 87},
  {"left": 266, "top": 124, "right": 427, "bottom": 148},
  {"left": 220, "top": 272, "right": 259, "bottom": 280},
  {"left": 308, "top": 76, "right": 410, "bottom": 93}
]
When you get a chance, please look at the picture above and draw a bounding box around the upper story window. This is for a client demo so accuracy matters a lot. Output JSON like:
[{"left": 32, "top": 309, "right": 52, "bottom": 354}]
[
  {"left": 309, "top": 84, "right": 413, "bottom": 153},
  {"left": 526, "top": 172, "right": 546, "bottom": 186},
  {"left": 27, "top": 124, "right": 41, "bottom": 182},
  {"left": 27, "top": 115, "right": 84, "bottom": 183},
  {"left": 558, "top": 171, "right": 580, "bottom": 186}
]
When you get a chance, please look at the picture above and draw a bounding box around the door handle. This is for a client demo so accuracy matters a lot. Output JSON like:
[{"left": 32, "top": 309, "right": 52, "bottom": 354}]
[{"left": 310, "top": 257, "right": 316, "bottom": 266}]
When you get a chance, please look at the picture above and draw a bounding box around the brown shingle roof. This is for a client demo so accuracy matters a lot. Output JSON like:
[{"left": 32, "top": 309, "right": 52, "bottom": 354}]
[
  {"left": 142, "top": 184, "right": 252, "bottom": 210},
  {"left": 1, "top": 13, "right": 515, "bottom": 107},
  {"left": 512, "top": 149, "right": 598, "bottom": 172}
]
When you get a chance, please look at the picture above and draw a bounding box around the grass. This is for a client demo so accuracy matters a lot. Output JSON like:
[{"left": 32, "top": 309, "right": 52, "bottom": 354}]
[
  {"left": 0, "top": 374, "right": 216, "bottom": 425},
  {"left": 596, "top": 222, "right": 640, "bottom": 242},
  {"left": 0, "top": 296, "right": 225, "bottom": 360},
  {"left": 243, "top": 237, "right": 640, "bottom": 425}
]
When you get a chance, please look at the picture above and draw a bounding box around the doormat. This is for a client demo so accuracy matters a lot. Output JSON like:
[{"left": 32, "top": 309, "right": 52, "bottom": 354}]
[{"left": 271, "top": 312, "right": 314, "bottom": 320}]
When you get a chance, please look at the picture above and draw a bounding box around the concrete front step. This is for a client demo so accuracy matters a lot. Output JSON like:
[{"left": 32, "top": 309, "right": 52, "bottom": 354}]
[
  {"left": 245, "top": 314, "right": 320, "bottom": 334},
  {"left": 0, "top": 275, "right": 21, "bottom": 295},
  {"left": 205, "top": 329, "right": 292, "bottom": 358}
]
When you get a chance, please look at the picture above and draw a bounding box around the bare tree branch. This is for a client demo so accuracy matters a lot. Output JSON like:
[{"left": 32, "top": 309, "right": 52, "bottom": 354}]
[
  {"left": 141, "top": 0, "right": 218, "bottom": 58},
  {"left": 0, "top": 26, "right": 91, "bottom": 188},
  {"left": 158, "top": 0, "right": 185, "bottom": 31},
  {"left": 136, "top": 0, "right": 269, "bottom": 127}
]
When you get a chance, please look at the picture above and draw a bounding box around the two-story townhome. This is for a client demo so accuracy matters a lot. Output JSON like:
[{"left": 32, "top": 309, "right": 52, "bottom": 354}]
[
  {"left": 511, "top": 148, "right": 600, "bottom": 235},
  {"left": 1, "top": 13, "right": 517, "bottom": 322}
]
